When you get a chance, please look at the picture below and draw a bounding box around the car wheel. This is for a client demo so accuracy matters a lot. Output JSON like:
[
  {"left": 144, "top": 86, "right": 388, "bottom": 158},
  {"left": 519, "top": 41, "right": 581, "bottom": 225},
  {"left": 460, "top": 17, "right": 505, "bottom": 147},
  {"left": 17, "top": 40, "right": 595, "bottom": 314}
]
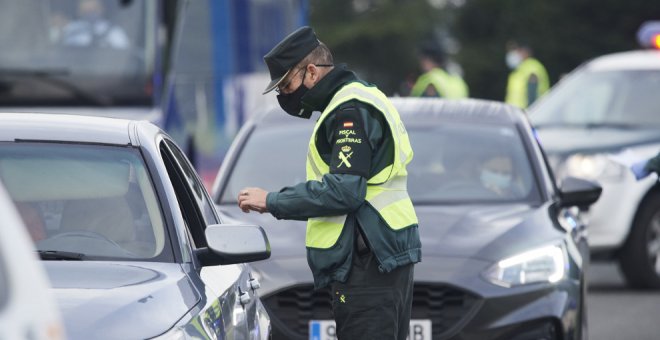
[{"left": 619, "top": 192, "right": 660, "bottom": 289}]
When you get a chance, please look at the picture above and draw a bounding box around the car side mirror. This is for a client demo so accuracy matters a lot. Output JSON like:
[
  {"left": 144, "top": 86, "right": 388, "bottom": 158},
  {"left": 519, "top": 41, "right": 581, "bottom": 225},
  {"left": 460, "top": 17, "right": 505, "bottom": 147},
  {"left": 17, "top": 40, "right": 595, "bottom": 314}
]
[
  {"left": 196, "top": 224, "right": 271, "bottom": 266},
  {"left": 558, "top": 176, "right": 602, "bottom": 209}
]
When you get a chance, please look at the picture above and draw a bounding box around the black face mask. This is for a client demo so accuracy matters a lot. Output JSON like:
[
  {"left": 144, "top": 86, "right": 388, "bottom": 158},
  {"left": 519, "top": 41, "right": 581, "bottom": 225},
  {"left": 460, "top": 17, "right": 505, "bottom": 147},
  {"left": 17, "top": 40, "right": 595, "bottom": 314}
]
[{"left": 277, "top": 83, "right": 312, "bottom": 119}]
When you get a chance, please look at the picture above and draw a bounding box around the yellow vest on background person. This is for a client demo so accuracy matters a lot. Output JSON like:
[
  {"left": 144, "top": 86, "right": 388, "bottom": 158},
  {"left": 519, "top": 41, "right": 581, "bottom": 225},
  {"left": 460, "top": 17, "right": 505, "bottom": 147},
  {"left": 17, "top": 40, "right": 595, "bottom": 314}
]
[
  {"left": 305, "top": 82, "right": 418, "bottom": 249},
  {"left": 505, "top": 58, "right": 549, "bottom": 109},
  {"left": 410, "top": 67, "right": 469, "bottom": 99}
]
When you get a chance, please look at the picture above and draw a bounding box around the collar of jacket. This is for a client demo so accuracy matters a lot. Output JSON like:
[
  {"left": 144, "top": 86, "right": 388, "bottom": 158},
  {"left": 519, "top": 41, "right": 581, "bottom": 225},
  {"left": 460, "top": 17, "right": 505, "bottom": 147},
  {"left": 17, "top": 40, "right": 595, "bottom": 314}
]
[{"left": 300, "top": 64, "right": 358, "bottom": 113}]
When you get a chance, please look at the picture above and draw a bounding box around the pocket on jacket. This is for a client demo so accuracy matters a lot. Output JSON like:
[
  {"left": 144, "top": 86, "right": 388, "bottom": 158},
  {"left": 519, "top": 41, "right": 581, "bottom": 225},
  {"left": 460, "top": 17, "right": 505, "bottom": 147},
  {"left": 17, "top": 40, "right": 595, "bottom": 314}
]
[{"left": 332, "top": 286, "right": 399, "bottom": 339}]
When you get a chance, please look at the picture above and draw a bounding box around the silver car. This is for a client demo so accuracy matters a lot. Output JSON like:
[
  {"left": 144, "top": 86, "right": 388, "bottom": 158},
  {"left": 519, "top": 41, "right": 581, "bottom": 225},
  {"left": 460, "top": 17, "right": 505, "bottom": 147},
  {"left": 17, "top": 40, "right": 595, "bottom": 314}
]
[{"left": 0, "top": 113, "right": 271, "bottom": 339}]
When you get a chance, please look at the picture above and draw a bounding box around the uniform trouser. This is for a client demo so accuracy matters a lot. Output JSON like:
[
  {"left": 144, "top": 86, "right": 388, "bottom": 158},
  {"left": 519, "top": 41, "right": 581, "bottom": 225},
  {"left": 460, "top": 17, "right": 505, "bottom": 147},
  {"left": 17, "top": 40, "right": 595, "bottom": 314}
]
[{"left": 330, "top": 251, "right": 415, "bottom": 340}]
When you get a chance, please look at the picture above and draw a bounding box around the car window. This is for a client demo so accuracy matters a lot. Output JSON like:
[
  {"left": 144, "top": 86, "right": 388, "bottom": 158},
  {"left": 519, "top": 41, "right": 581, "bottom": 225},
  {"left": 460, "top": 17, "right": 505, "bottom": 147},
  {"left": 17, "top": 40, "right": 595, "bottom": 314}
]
[
  {"left": 160, "top": 141, "right": 209, "bottom": 249},
  {"left": 165, "top": 140, "right": 218, "bottom": 225},
  {"left": 0, "top": 143, "right": 170, "bottom": 261},
  {"left": 531, "top": 70, "right": 660, "bottom": 127}
]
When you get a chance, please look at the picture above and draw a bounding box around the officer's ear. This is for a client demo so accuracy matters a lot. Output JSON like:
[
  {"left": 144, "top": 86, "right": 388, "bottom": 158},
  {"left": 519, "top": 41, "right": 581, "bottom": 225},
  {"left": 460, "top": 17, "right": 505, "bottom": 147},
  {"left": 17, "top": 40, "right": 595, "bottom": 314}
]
[{"left": 306, "top": 64, "right": 320, "bottom": 83}]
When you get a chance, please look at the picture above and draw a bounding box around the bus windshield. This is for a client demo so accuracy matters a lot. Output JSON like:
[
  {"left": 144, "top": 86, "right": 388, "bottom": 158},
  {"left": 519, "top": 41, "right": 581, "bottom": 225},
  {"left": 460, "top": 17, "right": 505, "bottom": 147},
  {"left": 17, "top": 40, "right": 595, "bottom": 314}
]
[{"left": 0, "top": 0, "right": 159, "bottom": 107}]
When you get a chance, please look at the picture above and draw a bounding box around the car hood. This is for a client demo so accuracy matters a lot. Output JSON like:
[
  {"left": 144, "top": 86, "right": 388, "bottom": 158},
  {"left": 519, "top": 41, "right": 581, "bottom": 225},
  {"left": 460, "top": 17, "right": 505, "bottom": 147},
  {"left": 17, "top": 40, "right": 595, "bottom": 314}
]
[
  {"left": 535, "top": 127, "right": 660, "bottom": 155},
  {"left": 44, "top": 261, "right": 199, "bottom": 340},
  {"left": 415, "top": 203, "right": 560, "bottom": 260}
]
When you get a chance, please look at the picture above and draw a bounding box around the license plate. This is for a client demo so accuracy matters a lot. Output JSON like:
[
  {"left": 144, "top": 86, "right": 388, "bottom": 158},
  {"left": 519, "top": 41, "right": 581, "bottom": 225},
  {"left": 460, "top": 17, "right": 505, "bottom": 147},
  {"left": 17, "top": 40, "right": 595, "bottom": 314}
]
[{"left": 309, "top": 319, "right": 431, "bottom": 340}]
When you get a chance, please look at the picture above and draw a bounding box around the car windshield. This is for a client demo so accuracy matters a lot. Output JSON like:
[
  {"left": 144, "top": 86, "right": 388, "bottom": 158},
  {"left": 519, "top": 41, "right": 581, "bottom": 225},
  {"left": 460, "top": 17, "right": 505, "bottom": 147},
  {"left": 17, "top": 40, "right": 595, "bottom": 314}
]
[
  {"left": 219, "top": 122, "right": 540, "bottom": 204},
  {"left": 0, "top": 143, "right": 169, "bottom": 261},
  {"left": 530, "top": 69, "right": 660, "bottom": 128},
  {"left": 220, "top": 126, "right": 311, "bottom": 204},
  {"left": 0, "top": 0, "right": 156, "bottom": 106}
]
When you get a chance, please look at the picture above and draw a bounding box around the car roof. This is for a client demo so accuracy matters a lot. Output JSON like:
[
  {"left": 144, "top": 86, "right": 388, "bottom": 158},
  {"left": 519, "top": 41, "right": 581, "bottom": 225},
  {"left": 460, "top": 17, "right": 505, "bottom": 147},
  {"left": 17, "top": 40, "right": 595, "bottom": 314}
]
[
  {"left": 586, "top": 50, "right": 660, "bottom": 71},
  {"left": 253, "top": 98, "right": 526, "bottom": 127},
  {"left": 0, "top": 112, "right": 137, "bottom": 145}
]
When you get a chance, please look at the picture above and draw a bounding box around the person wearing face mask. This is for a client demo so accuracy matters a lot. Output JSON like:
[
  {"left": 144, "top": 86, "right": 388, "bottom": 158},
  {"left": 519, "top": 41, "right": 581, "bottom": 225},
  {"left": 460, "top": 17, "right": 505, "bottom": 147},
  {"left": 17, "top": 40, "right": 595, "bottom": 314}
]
[
  {"left": 480, "top": 153, "right": 516, "bottom": 197},
  {"left": 504, "top": 40, "right": 549, "bottom": 109},
  {"left": 237, "top": 26, "right": 421, "bottom": 340},
  {"left": 410, "top": 41, "right": 469, "bottom": 98},
  {"left": 60, "top": 0, "right": 129, "bottom": 49}
]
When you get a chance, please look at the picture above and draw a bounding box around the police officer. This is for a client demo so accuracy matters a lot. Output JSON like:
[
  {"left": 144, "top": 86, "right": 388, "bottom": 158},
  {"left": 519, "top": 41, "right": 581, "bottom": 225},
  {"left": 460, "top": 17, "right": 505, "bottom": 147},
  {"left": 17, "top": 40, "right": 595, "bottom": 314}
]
[
  {"left": 504, "top": 40, "right": 549, "bottom": 109},
  {"left": 237, "top": 26, "right": 421, "bottom": 340},
  {"left": 410, "top": 42, "right": 469, "bottom": 98}
]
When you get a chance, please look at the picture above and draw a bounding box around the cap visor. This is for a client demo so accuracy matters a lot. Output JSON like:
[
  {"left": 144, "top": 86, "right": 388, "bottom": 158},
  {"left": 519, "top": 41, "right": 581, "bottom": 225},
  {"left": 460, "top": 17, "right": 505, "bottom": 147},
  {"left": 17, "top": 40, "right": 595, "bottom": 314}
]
[{"left": 262, "top": 69, "right": 291, "bottom": 94}]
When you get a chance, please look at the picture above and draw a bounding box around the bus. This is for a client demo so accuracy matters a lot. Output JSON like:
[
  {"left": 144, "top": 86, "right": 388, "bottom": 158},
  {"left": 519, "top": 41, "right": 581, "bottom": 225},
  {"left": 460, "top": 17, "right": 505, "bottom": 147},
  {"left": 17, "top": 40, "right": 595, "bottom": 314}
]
[{"left": 0, "top": 0, "right": 307, "bottom": 185}]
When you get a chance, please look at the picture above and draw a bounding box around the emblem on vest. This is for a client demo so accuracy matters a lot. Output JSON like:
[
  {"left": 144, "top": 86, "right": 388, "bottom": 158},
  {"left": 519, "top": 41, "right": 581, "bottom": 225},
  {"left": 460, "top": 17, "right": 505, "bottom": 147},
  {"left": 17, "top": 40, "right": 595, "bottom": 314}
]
[{"left": 338, "top": 145, "right": 353, "bottom": 168}]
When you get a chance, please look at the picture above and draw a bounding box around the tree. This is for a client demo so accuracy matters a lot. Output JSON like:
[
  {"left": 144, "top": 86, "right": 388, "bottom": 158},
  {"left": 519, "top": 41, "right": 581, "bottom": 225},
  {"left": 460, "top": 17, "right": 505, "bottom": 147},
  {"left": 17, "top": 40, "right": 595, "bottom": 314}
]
[
  {"left": 310, "top": 0, "right": 451, "bottom": 95},
  {"left": 454, "top": 0, "right": 660, "bottom": 99}
]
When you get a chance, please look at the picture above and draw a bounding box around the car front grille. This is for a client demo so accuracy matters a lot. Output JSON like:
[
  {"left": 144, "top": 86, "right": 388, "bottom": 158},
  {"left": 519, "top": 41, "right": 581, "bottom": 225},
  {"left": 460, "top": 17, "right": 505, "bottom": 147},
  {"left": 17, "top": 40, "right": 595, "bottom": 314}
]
[
  {"left": 263, "top": 283, "right": 481, "bottom": 340},
  {"left": 411, "top": 283, "right": 481, "bottom": 339}
]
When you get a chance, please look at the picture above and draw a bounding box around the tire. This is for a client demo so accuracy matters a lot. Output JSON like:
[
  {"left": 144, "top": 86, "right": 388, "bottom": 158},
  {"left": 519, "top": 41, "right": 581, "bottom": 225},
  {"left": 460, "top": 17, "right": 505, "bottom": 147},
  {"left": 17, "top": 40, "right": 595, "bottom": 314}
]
[{"left": 619, "top": 191, "right": 660, "bottom": 289}]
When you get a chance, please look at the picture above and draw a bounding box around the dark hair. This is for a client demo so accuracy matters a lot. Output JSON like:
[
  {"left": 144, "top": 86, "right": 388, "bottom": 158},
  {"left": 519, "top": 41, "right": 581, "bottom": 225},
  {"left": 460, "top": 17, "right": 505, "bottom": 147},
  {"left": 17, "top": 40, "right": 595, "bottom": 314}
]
[
  {"left": 507, "top": 40, "right": 532, "bottom": 53},
  {"left": 298, "top": 42, "right": 333, "bottom": 67},
  {"left": 419, "top": 42, "right": 447, "bottom": 66}
]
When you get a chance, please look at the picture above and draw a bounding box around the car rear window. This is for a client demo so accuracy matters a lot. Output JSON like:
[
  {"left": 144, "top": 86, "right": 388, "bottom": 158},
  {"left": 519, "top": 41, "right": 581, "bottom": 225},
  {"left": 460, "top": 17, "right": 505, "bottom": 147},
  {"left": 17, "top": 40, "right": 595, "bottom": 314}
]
[{"left": 0, "top": 143, "right": 169, "bottom": 261}]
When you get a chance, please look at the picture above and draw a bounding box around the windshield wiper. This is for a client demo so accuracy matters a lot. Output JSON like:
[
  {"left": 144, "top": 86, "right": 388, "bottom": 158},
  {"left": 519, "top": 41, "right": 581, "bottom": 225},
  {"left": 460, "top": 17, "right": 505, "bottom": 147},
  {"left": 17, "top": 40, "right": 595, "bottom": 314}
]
[
  {"left": 37, "top": 250, "right": 86, "bottom": 261},
  {"left": 583, "top": 122, "right": 643, "bottom": 130},
  {"left": 0, "top": 68, "right": 111, "bottom": 106}
]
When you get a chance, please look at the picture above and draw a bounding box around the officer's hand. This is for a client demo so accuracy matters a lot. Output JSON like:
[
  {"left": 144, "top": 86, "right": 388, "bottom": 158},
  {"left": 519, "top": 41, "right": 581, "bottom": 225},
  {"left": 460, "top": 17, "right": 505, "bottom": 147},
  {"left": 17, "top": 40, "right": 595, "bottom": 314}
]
[
  {"left": 631, "top": 159, "right": 651, "bottom": 181},
  {"left": 238, "top": 187, "right": 269, "bottom": 214}
]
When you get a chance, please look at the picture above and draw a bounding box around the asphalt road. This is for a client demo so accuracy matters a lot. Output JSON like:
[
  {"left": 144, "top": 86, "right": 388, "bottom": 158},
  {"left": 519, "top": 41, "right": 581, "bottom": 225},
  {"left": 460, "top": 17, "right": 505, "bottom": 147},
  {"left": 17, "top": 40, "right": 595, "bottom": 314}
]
[{"left": 588, "top": 262, "right": 660, "bottom": 340}]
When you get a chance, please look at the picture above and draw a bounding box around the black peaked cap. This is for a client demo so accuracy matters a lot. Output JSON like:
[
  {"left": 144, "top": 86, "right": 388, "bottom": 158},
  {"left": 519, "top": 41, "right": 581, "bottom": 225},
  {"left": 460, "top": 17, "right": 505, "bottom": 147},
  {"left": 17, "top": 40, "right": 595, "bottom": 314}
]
[{"left": 263, "top": 26, "right": 320, "bottom": 94}]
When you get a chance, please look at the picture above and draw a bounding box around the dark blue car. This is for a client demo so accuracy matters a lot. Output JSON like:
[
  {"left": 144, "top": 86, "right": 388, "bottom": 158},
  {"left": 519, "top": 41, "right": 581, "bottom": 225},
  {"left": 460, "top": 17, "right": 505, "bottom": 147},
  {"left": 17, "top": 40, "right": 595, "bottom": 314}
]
[{"left": 212, "top": 98, "right": 601, "bottom": 340}]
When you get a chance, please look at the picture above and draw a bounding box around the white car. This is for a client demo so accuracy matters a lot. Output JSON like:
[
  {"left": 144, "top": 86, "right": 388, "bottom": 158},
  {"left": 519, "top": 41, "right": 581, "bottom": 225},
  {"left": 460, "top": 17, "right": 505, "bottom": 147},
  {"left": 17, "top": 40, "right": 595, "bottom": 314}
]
[
  {"left": 0, "top": 182, "right": 65, "bottom": 340},
  {"left": 528, "top": 29, "right": 660, "bottom": 288}
]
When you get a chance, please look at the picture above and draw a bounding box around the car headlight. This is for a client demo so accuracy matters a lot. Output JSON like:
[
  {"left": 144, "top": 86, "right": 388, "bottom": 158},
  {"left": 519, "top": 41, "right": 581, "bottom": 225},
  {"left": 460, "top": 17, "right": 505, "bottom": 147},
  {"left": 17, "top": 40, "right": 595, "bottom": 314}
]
[
  {"left": 483, "top": 244, "right": 567, "bottom": 287},
  {"left": 561, "top": 153, "right": 624, "bottom": 180}
]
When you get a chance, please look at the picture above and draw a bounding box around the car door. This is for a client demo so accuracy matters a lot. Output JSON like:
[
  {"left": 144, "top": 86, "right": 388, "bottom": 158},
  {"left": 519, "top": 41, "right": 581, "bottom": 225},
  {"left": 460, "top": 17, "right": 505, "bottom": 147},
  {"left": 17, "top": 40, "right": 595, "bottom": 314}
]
[{"left": 160, "top": 138, "right": 262, "bottom": 339}]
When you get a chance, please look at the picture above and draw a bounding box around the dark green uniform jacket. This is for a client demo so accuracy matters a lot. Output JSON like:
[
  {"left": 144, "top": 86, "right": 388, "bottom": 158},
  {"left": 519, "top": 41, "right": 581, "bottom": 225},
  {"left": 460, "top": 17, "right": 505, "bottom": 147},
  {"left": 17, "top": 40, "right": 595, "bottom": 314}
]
[
  {"left": 266, "top": 65, "right": 422, "bottom": 288},
  {"left": 646, "top": 152, "right": 660, "bottom": 174}
]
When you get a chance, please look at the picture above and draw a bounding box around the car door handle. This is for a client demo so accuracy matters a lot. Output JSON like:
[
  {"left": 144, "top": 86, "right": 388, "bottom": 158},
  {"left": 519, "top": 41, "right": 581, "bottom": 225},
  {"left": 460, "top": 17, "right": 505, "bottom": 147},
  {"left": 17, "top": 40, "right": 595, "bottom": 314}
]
[
  {"left": 239, "top": 290, "right": 251, "bottom": 305},
  {"left": 248, "top": 278, "right": 261, "bottom": 290}
]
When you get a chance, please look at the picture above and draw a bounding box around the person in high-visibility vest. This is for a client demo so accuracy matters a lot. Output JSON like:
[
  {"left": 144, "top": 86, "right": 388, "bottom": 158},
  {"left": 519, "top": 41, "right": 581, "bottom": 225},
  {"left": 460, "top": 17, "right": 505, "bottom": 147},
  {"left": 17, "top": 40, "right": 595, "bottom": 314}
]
[
  {"left": 505, "top": 41, "right": 550, "bottom": 109},
  {"left": 410, "top": 42, "right": 469, "bottom": 98},
  {"left": 238, "top": 26, "right": 421, "bottom": 340}
]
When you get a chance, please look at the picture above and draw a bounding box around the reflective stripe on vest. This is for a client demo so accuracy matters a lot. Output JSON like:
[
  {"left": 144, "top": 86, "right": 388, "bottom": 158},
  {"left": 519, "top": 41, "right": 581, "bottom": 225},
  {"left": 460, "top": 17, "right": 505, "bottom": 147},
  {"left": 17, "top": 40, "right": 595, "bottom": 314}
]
[
  {"left": 410, "top": 68, "right": 468, "bottom": 99},
  {"left": 305, "top": 82, "right": 418, "bottom": 249},
  {"left": 505, "top": 58, "right": 549, "bottom": 109}
]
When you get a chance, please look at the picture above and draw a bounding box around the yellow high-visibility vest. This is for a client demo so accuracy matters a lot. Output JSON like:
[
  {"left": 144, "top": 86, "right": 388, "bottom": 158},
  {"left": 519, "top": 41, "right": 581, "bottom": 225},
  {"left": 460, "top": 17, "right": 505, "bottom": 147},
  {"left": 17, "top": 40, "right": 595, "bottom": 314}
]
[
  {"left": 505, "top": 58, "right": 549, "bottom": 109},
  {"left": 305, "top": 82, "right": 418, "bottom": 249},
  {"left": 410, "top": 68, "right": 468, "bottom": 98}
]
